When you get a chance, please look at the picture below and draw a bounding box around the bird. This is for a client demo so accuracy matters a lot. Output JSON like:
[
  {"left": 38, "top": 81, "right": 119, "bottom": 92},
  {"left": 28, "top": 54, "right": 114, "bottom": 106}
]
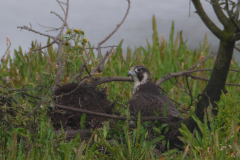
[{"left": 128, "top": 65, "right": 180, "bottom": 118}]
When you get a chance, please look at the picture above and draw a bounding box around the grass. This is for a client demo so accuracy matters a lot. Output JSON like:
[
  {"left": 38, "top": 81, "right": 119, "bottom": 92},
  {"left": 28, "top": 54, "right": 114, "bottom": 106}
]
[{"left": 0, "top": 15, "right": 240, "bottom": 159}]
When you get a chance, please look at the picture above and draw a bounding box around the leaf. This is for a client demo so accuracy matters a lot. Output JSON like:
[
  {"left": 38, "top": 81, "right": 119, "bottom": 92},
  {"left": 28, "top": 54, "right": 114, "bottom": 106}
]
[{"left": 80, "top": 113, "right": 86, "bottom": 129}]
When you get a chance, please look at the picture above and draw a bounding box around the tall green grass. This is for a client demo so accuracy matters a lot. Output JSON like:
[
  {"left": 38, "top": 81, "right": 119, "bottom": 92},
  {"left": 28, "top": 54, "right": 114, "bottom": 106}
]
[{"left": 0, "top": 15, "right": 240, "bottom": 159}]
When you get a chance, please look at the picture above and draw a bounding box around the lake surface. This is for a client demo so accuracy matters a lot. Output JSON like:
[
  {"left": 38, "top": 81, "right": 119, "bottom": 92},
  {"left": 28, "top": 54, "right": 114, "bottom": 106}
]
[{"left": 1, "top": 0, "right": 239, "bottom": 62}]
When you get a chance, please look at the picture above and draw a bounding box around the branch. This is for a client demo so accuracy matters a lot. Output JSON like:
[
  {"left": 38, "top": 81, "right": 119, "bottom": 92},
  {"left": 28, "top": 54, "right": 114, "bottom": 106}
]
[
  {"left": 210, "top": 0, "right": 230, "bottom": 28},
  {"left": 189, "top": 74, "right": 240, "bottom": 86},
  {"left": 17, "top": 26, "right": 55, "bottom": 39},
  {"left": 55, "top": 0, "right": 69, "bottom": 40},
  {"left": 37, "top": 23, "right": 62, "bottom": 31},
  {"left": 97, "top": 0, "right": 131, "bottom": 72},
  {"left": 91, "top": 47, "right": 113, "bottom": 74},
  {"left": 192, "top": 0, "right": 228, "bottom": 40},
  {"left": 54, "top": 129, "right": 91, "bottom": 138},
  {"left": 88, "top": 77, "right": 132, "bottom": 87},
  {"left": 83, "top": 45, "right": 118, "bottom": 50},
  {"left": 230, "top": 33, "right": 240, "bottom": 41},
  {"left": 51, "top": 11, "right": 70, "bottom": 30},
  {"left": 71, "top": 47, "right": 114, "bottom": 83},
  {"left": 1, "top": 37, "right": 11, "bottom": 60},
  {"left": 53, "top": 0, "right": 70, "bottom": 92},
  {"left": 31, "top": 40, "right": 55, "bottom": 52},
  {"left": 188, "top": 52, "right": 217, "bottom": 70},
  {"left": 156, "top": 69, "right": 240, "bottom": 86},
  {"left": 55, "top": 104, "right": 176, "bottom": 124},
  {"left": 234, "top": 45, "right": 240, "bottom": 51}
]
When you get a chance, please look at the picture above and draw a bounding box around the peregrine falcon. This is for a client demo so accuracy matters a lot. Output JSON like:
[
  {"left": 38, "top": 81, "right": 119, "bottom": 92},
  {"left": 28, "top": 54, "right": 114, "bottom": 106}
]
[{"left": 128, "top": 65, "right": 180, "bottom": 117}]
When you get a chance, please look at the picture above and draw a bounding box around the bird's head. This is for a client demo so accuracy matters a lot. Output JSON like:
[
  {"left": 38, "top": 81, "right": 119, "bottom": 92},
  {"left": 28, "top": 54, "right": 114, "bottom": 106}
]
[{"left": 128, "top": 65, "right": 152, "bottom": 91}]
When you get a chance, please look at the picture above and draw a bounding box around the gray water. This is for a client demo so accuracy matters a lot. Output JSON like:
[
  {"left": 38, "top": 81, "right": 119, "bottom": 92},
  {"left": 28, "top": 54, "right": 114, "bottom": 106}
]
[{"left": 1, "top": 0, "right": 239, "bottom": 62}]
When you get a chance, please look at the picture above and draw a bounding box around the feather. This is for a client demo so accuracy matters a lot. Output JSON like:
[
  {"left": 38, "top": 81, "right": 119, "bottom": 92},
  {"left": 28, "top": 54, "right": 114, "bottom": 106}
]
[{"left": 128, "top": 65, "right": 180, "bottom": 118}]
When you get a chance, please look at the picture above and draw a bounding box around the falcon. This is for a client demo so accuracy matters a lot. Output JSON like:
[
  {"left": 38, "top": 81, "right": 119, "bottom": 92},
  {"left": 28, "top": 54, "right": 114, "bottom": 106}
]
[{"left": 128, "top": 65, "right": 180, "bottom": 117}]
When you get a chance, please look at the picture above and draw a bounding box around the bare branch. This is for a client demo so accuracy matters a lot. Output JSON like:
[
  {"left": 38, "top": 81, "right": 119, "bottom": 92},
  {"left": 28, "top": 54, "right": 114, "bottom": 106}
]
[
  {"left": 88, "top": 77, "right": 132, "bottom": 87},
  {"left": 31, "top": 40, "right": 55, "bottom": 52},
  {"left": 234, "top": 45, "right": 240, "bottom": 51},
  {"left": 190, "top": 74, "right": 240, "bottom": 86},
  {"left": 37, "top": 23, "right": 61, "bottom": 31},
  {"left": 54, "top": 129, "right": 91, "bottom": 138},
  {"left": 55, "top": 104, "right": 176, "bottom": 124},
  {"left": 55, "top": 0, "right": 69, "bottom": 40},
  {"left": 226, "top": 11, "right": 240, "bottom": 32},
  {"left": 17, "top": 26, "right": 55, "bottom": 39},
  {"left": 83, "top": 45, "right": 118, "bottom": 50},
  {"left": 91, "top": 47, "right": 114, "bottom": 74},
  {"left": 192, "top": 0, "right": 229, "bottom": 40},
  {"left": 52, "top": 0, "right": 70, "bottom": 92},
  {"left": 71, "top": 47, "right": 114, "bottom": 83},
  {"left": 156, "top": 69, "right": 240, "bottom": 86},
  {"left": 188, "top": 52, "right": 217, "bottom": 70},
  {"left": 97, "top": 0, "right": 131, "bottom": 72},
  {"left": 51, "top": 11, "right": 64, "bottom": 21},
  {"left": 185, "top": 76, "right": 193, "bottom": 106},
  {"left": 210, "top": 0, "right": 230, "bottom": 28},
  {"left": 230, "top": 33, "right": 240, "bottom": 41},
  {"left": 1, "top": 38, "right": 11, "bottom": 60},
  {"left": 77, "top": 62, "right": 88, "bottom": 83},
  {"left": 57, "top": 0, "right": 66, "bottom": 14}
]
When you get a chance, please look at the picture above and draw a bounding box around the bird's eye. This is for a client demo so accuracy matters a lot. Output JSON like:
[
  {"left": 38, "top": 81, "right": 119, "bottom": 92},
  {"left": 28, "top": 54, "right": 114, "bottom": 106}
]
[{"left": 135, "top": 68, "right": 142, "bottom": 72}]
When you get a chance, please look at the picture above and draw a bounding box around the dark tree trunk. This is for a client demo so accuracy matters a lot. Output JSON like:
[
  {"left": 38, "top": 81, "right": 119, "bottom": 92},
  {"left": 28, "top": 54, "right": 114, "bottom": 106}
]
[
  {"left": 195, "top": 40, "right": 235, "bottom": 121},
  {"left": 189, "top": 0, "right": 238, "bottom": 122},
  {"left": 167, "top": 0, "right": 239, "bottom": 135}
]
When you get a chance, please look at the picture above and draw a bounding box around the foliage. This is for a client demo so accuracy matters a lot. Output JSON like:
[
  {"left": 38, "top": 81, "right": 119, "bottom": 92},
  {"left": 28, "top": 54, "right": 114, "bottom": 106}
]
[
  {"left": 177, "top": 92, "right": 240, "bottom": 159},
  {"left": 0, "top": 16, "right": 240, "bottom": 159}
]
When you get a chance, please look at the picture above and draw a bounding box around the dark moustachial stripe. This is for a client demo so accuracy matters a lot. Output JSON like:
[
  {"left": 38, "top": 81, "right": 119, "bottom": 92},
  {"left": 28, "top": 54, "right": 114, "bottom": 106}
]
[{"left": 137, "top": 73, "right": 143, "bottom": 82}]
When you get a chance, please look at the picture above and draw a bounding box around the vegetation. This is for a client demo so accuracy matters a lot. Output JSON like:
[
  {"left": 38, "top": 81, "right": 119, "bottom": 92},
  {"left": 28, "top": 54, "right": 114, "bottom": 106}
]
[
  {"left": 192, "top": 0, "right": 240, "bottom": 121},
  {"left": 1, "top": 13, "right": 240, "bottom": 159}
]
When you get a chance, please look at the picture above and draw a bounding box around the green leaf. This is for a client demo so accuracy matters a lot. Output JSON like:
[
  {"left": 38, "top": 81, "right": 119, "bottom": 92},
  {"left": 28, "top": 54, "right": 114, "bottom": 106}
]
[{"left": 80, "top": 113, "right": 86, "bottom": 129}]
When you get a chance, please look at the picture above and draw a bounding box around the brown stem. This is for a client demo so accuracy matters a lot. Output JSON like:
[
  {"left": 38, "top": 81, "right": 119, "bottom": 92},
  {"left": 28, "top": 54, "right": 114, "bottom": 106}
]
[
  {"left": 88, "top": 77, "right": 132, "bottom": 87},
  {"left": 97, "top": 0, "right": 131, "bottom": 72},
  {"left": 55, "top": 104, "right": 175, "bottom": 124}
]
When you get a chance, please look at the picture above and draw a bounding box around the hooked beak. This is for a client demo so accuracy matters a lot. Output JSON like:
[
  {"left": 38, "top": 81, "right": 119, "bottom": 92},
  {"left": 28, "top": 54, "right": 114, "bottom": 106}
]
[{"left": 128, "top": 70, "right": 135, "bottom": 77}]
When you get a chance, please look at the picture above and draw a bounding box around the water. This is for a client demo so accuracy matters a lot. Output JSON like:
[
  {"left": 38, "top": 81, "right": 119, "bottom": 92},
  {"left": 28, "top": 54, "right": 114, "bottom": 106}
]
[{"left": 1, "top": 0, "right": 239, "bottom": 62}]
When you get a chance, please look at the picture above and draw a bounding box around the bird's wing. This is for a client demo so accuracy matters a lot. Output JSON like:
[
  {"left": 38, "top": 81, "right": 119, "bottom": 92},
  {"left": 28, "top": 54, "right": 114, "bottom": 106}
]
[{"left": 128, "top": 93, "right": 180, "bottom": 117}]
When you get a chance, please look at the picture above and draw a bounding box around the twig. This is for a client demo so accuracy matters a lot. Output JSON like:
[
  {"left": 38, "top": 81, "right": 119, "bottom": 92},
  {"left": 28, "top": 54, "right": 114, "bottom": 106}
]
[
  {"left": 78, "top": 62, "right": 88, "bottom": 83},
  {"left": 31, "top": 40, "right": 55, "bottom": 51},
  {"left": 88, "top": 77, "right": 132, "bottom": 87},
  {"left": 234, "top": 46, "right": 240, "bottom": 52},
  {"left": 83, "top": 48, "right": 94, "bottom": 64},
  {"left": 51, "top": 11, "right": 64, "bottom": 22},
  {"left": 17, "top": 26, "right": 55, "bottom": 39},
  {"left": 185, "top": 76, "right": 193, "bottom": 106},
  {"left": 1, "top": 38, "right": 11, "bottom": 60},
  {"left": 190, "top": 74, "right": 240, "bottom": 86},
  {"left": 37, "top": 23, "right": 61, "bottom": 30},
  {"left": 52, "top": 0, "right": 70, "bottom": 92},
  {"left": 91, "top": 47, "right": 114, "bottom": 74},
  {"left": 54, "top": 129, "right": 91, "bottom": 138},
  {"left": 189, "top": 0, "right": 192, "bottom": 17},
  {"left": 83, "top": 45, "right": 118, "bottom": 50},
  {"left": 71, "top": 47, "right": 114, "bottom": 83},
  {"left": 97, "top": 0, "right": 131, "bottom": 72},
  {"left": 156, "top": 69, "right": 240, "bottom": 86},
  {"left": 55, "top": 104, "right": 175, "bottom": 124},
  {"left": 33, "top": 100, "right": 43, "bottom": 112},
  {"left": 188, "top": 52, "right": 217, "bottom": 70},
  {"left": 226, "top": 0, "right": 229, "bottom": 10},
  {"left": 205, "top": 0, "right": 240, "bottom": 31}
]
